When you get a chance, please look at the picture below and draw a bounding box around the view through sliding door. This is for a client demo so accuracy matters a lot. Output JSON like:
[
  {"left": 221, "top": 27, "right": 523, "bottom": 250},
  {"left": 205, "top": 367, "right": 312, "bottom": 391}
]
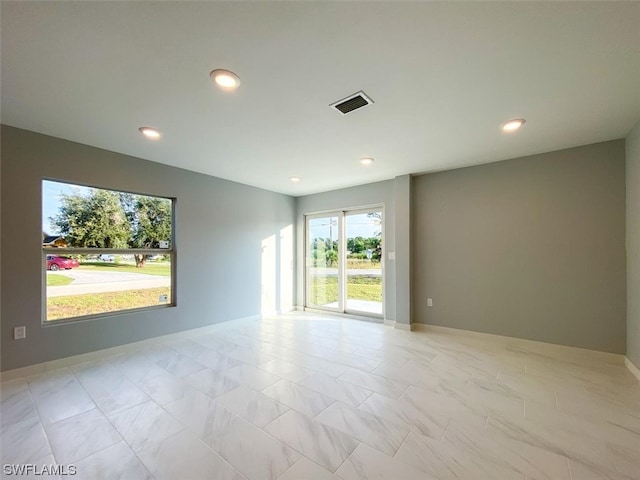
[
  {"left": 306, "top": 208, "right": 383, "bottom": 317},
  {"left": 306, "top": 213, "right": 342, "bottom": 311},
  {"left": 345, "top": 209, "right": 383, "bottom": 315}
]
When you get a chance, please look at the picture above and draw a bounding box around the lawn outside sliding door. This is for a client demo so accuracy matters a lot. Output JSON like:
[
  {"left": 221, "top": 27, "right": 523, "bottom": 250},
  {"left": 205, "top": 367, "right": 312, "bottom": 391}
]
[
  {"left": 306, "top": 213, "right": 343, "bottom": 312},
  {"left": 305, "top": 207, "right": 383, "bottom": 317},
  {"left": 344, "top": 209, "right": 383, "bottom": 316}
]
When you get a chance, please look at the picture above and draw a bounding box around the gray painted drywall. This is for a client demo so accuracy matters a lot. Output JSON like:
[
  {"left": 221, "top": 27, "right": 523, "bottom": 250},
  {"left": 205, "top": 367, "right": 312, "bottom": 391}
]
[
  {"left": 627, "top": 121, "right": 640, "bottom": 368},
  {"left": 295, "top": 180, "right": 397, "bottom": 321},
  {"left": 394, "top": 175, "right": 412, "bottom": 325},
  {"left": 413, "top": 140, "right": 626, "bottom": 353},
  {"left": 1, "top": 126, "right": 296, "bottom": 371}
]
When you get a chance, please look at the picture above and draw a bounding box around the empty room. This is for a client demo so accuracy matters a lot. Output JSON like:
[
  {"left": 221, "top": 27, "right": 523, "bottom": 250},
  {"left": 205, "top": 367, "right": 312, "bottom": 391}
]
[{"left": 1, "top": 2, "right": 639, "bottom": 480}]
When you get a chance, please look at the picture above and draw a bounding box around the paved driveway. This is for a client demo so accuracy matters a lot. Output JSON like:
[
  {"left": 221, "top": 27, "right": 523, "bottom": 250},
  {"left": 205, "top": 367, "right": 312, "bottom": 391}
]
[
  {"left": 310, "top": 268, "right": 382, "bottom": 277},
  {"left": 49, "top": 269, "right": 162, "bottom": 283},
  {"left": 47, "top": 269, "right": 169, "bottom": 297}
]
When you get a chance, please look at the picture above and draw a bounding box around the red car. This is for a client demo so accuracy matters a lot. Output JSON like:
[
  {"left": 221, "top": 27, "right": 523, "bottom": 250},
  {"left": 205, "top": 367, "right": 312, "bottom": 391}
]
[{"left": 46, "top": 255, "right": 79, "bottom": 271}]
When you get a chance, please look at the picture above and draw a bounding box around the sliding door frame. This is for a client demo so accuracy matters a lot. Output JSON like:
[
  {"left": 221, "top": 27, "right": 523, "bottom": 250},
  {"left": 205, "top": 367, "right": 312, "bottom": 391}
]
[
  {"left": 305, "top": 211, "right": 344, "bottom": 313},
  {"left": 304, "top": 204, "right": 384, "bottom": 318},
  {"left": 343, "top": 206, "right": 384, "bottom": 318}
]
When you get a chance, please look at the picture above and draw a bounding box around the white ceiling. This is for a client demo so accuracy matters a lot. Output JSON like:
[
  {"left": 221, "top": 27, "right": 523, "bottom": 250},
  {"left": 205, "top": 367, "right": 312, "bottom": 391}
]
[{"left": 2, "top": 1, "right": 639, "bottom": 196}]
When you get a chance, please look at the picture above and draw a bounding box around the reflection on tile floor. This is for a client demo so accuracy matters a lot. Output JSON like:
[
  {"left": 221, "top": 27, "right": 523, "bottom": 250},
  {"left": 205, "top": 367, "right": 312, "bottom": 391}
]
[{"left": 1, "top": 312, "right": 639, "bottom": 479}]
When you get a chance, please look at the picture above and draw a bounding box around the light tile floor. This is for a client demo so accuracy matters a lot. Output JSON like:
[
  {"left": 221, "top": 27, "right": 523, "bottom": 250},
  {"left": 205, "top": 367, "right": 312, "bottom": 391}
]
[{"left": 1, "top": 312, "right": 639, "bottom": 480}]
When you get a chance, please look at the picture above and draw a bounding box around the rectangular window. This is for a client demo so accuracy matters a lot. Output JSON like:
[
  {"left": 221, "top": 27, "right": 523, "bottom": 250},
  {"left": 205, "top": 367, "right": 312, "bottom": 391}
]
[{"left": 42, "top": 179, "right": 175, "bottom": 322}]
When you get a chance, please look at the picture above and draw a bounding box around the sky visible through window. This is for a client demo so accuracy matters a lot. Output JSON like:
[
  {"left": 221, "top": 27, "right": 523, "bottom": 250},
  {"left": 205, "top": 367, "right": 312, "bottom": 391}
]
[
  {"left": 44, "top": 181, "right": 378, "bottom": 239},
  {"left": 42, "top": 180, "right": 92, "bottom": 234},
  {"left": 312, "top": 213, "right": 380, "bottom": 239}
]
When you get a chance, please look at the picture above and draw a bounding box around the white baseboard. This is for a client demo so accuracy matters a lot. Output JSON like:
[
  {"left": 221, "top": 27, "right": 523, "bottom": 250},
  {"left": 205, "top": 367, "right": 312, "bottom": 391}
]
[
  {"left": 411, "top": 323, "right": 430, "bottom": 332},
  {"left": 382, "top": 320, "right": 413, "bottom": 331},
  {"left": 394, "top": 322, "right": 413, "bottom": 331},
  {"left": 412, "top": 323, "right": 625, "bottom": 365},
  {"left": 626, "top": 357, "right": 640, "bottom": 381}
]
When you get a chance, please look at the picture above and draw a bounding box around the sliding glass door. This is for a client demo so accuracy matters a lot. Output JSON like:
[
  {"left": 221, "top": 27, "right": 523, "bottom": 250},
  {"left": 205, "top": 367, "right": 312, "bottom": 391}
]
[
  {"left": 307, "top": 214, "right": 342, "bottom": 311},
  {"left": 345, "top": 210, "right": 383, "bottom": 315},
  {"left": 306, "top": 208, "right": 383, "bottom": 317}
]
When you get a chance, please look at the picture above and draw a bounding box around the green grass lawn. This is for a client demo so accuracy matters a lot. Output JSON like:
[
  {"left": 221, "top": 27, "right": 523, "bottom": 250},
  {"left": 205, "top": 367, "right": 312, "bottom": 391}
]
[
  {"left": 47, "top": 287, "right": 171, "bottom": 321},
  {"left": 310, "top": 275, "right": 382, "bottom": 306},
  {"left": 46, "top": 274, "right": 74, "bottom": 286},
  {"left": 310, "top": 276, "right": 338, "bottom": 305},
  {"left": 347, "top": 275, "right": 383, "bottom": 302},
  {"left": 346, "top": 259, "right": 382, "bottom": 270},
  {"left": 79, "top": 262, "right": 170, "bottom": 276}
]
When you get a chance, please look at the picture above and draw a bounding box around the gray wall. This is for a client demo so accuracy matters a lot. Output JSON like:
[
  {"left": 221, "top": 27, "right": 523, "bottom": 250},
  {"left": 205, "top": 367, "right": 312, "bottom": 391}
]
[
  {"left": 394, "top": 175, "right": 412, "bottom": 325},
  {"left": 627, "top": 121, "right": 640, "bottom": 368},
  {"left": 413, "top": 140, "right": 627, "bottom": 353},
  {"left": 1, "top": 126, "right": 296, "bottom": 371},
  {"left": 2, "top": 124, "right": 631, "bottom": 370},
  {"left": 295, "top": 180, "right": 398, "bottom": 321}
]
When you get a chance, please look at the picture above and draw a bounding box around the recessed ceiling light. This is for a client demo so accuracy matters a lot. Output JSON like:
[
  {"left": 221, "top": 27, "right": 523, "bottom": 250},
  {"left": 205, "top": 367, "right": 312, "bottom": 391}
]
[
  {"left": 289, "top": 176, "right": 301, "bottom": 183},
  {"left": 360, "top": 157, "right": 374, "bottom": 166},
  {"left": 501, "top": 119, "right": 526, "bottom": 132},
  {"left": 210, "top": 69, "right": 241, "bottom": 90},
  {"left": 139, "top": 127, "right": 161, "bottom": 139}
]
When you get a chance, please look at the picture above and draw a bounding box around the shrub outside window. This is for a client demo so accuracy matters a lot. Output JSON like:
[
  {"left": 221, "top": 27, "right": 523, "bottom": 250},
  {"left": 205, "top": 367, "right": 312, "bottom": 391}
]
[{"left": 42, "top": 179, "right": 175, "bottom": 322}]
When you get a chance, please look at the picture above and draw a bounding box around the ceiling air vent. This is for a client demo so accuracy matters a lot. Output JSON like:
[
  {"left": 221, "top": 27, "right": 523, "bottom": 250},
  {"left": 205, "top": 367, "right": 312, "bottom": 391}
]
[{"left": 330, "top": 91, "right": 374, "bottom": 115}]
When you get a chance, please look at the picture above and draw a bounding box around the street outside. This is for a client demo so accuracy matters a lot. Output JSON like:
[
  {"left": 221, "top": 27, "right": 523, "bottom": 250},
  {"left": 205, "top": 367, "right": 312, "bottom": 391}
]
[
  {"left": 46, "top": 269, "right": 170, "bottom": 297},
  {"left": 46, "top": 265, "right": 380, "bottom": 318},
  {"left": 310, "top": 267, "right": 382, "bottom": 277}
]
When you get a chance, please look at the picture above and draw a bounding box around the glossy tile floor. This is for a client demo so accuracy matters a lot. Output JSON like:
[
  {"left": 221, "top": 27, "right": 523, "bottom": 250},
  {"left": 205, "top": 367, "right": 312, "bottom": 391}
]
[{"left": 1, "top": 312, "right": 639, "bottom": 480}]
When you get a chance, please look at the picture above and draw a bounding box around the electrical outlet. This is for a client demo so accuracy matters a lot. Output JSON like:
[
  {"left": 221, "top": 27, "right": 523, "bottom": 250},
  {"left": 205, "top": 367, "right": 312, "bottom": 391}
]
[
  {"left": 427, "top": 298, "right": 433, "bottom": 307},
  {"left": 14, "top": 326, "right": 26, "bottom": 340}
]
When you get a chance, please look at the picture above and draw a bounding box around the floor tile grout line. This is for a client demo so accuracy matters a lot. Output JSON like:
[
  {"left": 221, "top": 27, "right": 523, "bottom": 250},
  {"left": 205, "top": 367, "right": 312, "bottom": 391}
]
[
  {"left": 131, "top": 444, "right": 159, "bottom": 480},
  {"left": 355, "top": 390, "right": 375, "bottom": 408},
  {"left": 273, "top": 456, "right": 302, "bottom": 480},
  {"left": 164, "top": 428, "right": 248, "bottom": 480},
  {"left": 67, "top": 363, "right": 155, "bottom": 467},
  {"left": 392, "top": 425, "right": 414, "bottom": 459},
  {"left": 207, "top": 405, "right": 306, "bottom": 471},
  {"left": 309, "top": 398, "right": 337, "bottom": 420},
  {"left": 27, "top": 366, "right": 106, "bottom": 452},
  {"left": 295, "top": 373, "right": 376, "bottom": 407},
  {"left": 260, "top": 403, "right": 295, "bottom": 430},
  {"left": 260, "top": 408, "right": 360, "bottom": 475},
  {"left": 22, "top": 378, "right": 58, "bottom": 467},
  {"left": 330, "top": 440, "right": 361, "bottom": 475}
]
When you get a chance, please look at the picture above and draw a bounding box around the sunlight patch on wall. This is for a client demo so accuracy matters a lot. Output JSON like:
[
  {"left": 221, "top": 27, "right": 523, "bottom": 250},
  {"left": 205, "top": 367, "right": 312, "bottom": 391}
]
[
  {"left": 261, "top": 234, "right": 276, "bottom": 315},
  {"left": 280, "top": 225, "right": 294, "bottom": 313}
]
